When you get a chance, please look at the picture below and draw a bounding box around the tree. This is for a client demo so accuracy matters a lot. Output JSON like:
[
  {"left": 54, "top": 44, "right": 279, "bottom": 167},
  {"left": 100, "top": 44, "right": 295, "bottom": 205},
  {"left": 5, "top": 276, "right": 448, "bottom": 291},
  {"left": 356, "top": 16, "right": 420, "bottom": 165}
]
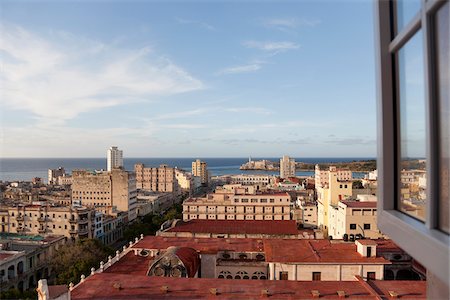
[
  {"left": 50, "top": 239, "right": 113, "bottom": 285},
  {"left": 352, "top": 180, "right": 364, "bottom": 189}
]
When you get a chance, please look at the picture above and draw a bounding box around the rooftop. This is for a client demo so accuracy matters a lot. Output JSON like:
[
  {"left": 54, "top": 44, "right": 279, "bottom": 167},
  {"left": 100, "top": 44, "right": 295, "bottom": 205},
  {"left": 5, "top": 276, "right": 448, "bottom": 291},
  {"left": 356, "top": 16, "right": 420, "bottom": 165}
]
[
  {"left": 70, "top": 273, "right": 426, "bottom": 299},
  {"left": 166, "top": 220, "right": 299, "bottom": 235},
  {"left": 340, "top": 201, "right": 377, "bottom": 208}
]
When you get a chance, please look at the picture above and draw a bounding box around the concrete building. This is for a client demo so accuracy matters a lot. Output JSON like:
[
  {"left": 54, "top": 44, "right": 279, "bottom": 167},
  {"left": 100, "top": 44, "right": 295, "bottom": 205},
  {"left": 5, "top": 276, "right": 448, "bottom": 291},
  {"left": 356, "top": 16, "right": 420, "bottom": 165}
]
[
  {"left": 191, "top": 159, "right": 209, "bottom": 186},
  {"left": 183, "top": 192, "right": 291, "bottom": 221},
  {"left": 229, "top": 174, "right": 272, "bottom": 186},
  {"left": 0, "top": 204, "right": 94, "bottom": 240},
  {"left": 296, "top": 199, "right": 318, "bottom": 229},
  {"left": 107, "top": 146, "right": 123, "bottom": 171},
  {"left": 315, "top": 164, "right": 352, "bottom": 188},
  {"left": 327, "top": 197, "right": 385, "bottom": 240},
  {"left": 317, "top": 166, "right": 353, "bottom": 235},
  {"left": 280, "top": 155, "right": 295, "bottom": 179},
  {"left": 0, "top": 235, "right": 66, "bottom": 292},
  {"left": 47, "top": 168, "right": 65, "bottom": 185},
  {"left": 135, "top": 164, "right": 179, "bottom": 194},
  {"left": 136, "top": 191, "right": 179, "bottom": 217},
  {"left": 174, "top": 169, "right": 193, "bottom": 195},
  {"left": 71, "top": 169, "right": 137, "bottom": 222}
]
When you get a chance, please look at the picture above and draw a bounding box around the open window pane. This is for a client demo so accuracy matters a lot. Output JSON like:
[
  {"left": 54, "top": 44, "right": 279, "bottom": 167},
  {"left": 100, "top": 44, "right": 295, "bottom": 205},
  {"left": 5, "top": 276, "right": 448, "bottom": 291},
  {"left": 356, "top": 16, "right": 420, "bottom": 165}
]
[
  {"left": 397, "top": 30, "right": 426, "bottom": 221},
  {"left": 435, "top": 2, "right": 450, "bottom": 234},
  {"left": 396, "top": 0, "right": 421, "bottom": 33}
]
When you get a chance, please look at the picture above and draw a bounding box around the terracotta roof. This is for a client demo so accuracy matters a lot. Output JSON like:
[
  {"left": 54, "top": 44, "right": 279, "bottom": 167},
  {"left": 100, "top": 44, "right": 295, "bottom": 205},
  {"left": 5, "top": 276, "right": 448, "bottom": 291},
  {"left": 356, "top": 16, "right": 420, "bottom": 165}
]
[
  {"left": 133, "top": 236, "right": 265, "bottom": 254},
  {"left": 133, "top": 237, "right": 390, "bottom": 265},
  {"left": 71, "top": 273, "right": 426, "bottom": 299},
  {"left": 104, "top": 251, "right": 153, "bottom": 275},
  {"left": 374, "top": 239, "right": 404, "bottom": 253},
  {"left": 167, "top": 220, "right": 299, "bottom": 235},
  {"left": 340, "top": 201, "right": 377, "bottom": 208},
  {"left": 263, "top": 240, "right": 390, "bottom": 264}
]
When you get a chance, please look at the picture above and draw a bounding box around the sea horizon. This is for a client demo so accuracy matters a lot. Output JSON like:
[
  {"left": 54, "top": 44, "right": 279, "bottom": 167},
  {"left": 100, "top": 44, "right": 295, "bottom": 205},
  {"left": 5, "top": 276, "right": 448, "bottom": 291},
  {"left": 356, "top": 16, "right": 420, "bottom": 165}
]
[{"left": 0, "top": 157, "right": 374, "bottom": 182}]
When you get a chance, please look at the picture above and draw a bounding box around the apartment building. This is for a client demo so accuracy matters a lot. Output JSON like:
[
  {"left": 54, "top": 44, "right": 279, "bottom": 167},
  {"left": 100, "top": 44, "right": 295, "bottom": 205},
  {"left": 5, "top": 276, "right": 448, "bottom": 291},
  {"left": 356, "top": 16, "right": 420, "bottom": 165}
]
[
  {"left": 47, "top": 167, "right": 65, "bottom": 185},
  {"left": 71, "top": 169, "right": 137, "bottom": 221},
  {"left": 327, "top": 198, "right": 384, "bottom": 240},
  {"left": 317, "top": 166, "right": 353, "bottom": 235},
  {"left": 296, "top": 199, "right": 318, "bottom": 229},
  {"left": 0, "top": 234, "right": 66, "bottom": 292},
  {"left": 174, "top": 169, "right": 193, "bottom": 195},
  {"left": 107, "top": 146, "right": 123, "bottom": 171},
  {"left": 183, "top": 192, "right": 291, "bottom": 221},
  {"left": 135, "top": 164, "right": 179, "bottom": 194},
  {"left": 229, "top": 174, "right": 271, "bottom": 186},
  {"left": 315, "top": 164, "right": 352, "bottom": 188},
  {"left": 191, "top": 159, "right": 209, "bottom": 185},
  {"left": 0, "top": 204, "right": 93, "bottom": 239},
  {"left": 280, "top": 155, "right": 295, "bottom": 179}
]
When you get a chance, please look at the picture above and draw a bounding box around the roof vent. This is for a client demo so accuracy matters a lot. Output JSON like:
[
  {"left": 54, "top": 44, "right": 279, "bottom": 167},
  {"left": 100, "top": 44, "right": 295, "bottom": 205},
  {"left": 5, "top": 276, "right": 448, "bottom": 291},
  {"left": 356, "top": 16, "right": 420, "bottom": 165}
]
[
  {"left": 160, "top": 286, "right": 169, "bottom": 293},
  {"left": 337, "top": 290, "right": 346, "bottom": 298},
  {"left": 261, "top": 289, "right": 270, "bottom": 297},
  {"left": 210, "top": 288, "right": 218, "bottom": 295},
  {"left": 311, "top": 290, "right": 320, "bottom": 298},
  {"left": 388, "top": 291, "right": 399, "bottom": 298}
]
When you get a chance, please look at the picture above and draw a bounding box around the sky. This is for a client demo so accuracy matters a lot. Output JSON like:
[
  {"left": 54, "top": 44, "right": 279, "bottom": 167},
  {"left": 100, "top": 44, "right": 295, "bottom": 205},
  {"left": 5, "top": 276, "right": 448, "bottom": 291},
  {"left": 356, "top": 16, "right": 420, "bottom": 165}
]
[{"left": 0, "top": 0, "right": 379, "bottom": 158}]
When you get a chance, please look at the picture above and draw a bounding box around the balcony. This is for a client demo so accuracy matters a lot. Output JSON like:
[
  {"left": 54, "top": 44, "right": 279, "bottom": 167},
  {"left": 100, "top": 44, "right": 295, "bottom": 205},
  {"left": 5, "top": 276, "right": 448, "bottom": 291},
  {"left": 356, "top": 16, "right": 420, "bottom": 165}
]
[
  {"left": 38, "top": 228, "right": 46, "bottom": 233},
  {"left": 69, "top": 229, "right": 78, "bottom": 234},
  {"left": 78, "top": 218, "right": 89, "bottom": 224},
  {"left": 69, "top": 219, "right": 78, "bottom": 224},
  {"left": 38, "top": 217, "right": 47, "bottom": 222},
  {"left": 16, "top": 215, "right": 24, "bottom": 221},
  {"left": 78, "top": 228, "right": 89, "bottom": 235}
]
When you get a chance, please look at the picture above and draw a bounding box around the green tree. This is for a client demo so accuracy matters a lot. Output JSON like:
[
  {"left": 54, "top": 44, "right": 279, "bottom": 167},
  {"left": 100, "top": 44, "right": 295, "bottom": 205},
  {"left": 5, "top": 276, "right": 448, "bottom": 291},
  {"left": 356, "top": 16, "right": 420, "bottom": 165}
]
[
  {"left": 50, "top": 239, "right": 113, "bottom": 285},
  {"left": 352, "top": 180, "right": 364, "bottom": 189}
]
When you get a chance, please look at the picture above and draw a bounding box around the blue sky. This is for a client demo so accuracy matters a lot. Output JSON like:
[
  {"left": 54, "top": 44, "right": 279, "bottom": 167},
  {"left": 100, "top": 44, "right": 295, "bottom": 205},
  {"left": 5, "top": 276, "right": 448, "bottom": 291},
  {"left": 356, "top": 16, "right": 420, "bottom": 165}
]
[{"left": 1, "top": 0, "right": 378, "bottom": 158}]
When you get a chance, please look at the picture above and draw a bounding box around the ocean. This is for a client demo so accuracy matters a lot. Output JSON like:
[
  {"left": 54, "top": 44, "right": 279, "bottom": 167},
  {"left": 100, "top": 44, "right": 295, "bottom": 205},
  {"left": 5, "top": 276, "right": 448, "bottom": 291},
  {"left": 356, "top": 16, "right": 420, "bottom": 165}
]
[{"left": 0, "top": 157, "right": 374, "bottom": 182}]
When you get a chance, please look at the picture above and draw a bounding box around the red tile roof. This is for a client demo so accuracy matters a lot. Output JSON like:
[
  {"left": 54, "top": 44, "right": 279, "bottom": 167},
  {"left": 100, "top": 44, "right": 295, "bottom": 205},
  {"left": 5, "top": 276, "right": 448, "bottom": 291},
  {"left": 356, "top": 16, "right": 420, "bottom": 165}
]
[
  {"left": 340, "top": 201, "right": 377, "bottom": 208},
  {"left": 263, "top": 240, "right": 390, "bottom": 264},
  {"left": 133, "top": 237, "right": 389, "bottom": 265},
  {"left": 103, "top": 251, "right": 153, "bottom": 275},
  {"left": 174, "top": 247, "right": 200, "bottom": 278},
  {"left": 71, "top": 273, "right": 426, "bottom": 299},
  {"left": 167, "top": 220, "right": 299, "bottom": 235},
  {"left": 0, "top": 253, "right": 15, "bottom": 261}
]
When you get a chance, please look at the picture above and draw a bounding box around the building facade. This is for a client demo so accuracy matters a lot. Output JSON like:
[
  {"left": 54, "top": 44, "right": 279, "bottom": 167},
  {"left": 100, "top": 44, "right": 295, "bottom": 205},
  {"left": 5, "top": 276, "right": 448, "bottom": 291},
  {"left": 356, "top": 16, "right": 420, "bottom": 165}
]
[
  {"left": 183, "top": 192, "right": 291, "bottom": 221},
  {"left": 107, "top": 146, "right": 123, "bottom": 171},
  {"left": 279, "top": 155, "right": 295, "bottom": 179},
  {"left": 47, "top": 167, "right": 65, "bottom": 185},
  {"left": 191, "top": 159, "right": 209, "bottom": 185},
  {"left": 0, "top": 205, "right": 93, "bottom": 239},
  {"left": 135, "top": 164, "right": 179, "bottom": 194},
  {"left": 71, "top": 169, "right": 137, "bottom": 221}
]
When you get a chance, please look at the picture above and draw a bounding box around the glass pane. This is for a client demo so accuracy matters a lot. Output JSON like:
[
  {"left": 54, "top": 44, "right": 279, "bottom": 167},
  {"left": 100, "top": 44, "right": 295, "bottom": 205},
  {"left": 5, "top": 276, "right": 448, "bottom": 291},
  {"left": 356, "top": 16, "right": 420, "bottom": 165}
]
[
  {"left": 436, "top": 2, "right": 450, "bottom": 234},
  {"left": 398, "top": 30, "right": 426, "bottom": 221},
  {"left": 396, "top": 0, "right": 421, "bottom": 33}
]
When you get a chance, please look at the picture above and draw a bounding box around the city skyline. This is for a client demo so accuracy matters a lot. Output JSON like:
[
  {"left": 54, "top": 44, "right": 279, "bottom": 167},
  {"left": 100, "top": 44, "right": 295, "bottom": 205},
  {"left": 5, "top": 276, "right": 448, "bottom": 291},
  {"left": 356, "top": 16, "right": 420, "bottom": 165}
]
[{"left": 1, "top": 1, "right": 377, "bottom": 158}]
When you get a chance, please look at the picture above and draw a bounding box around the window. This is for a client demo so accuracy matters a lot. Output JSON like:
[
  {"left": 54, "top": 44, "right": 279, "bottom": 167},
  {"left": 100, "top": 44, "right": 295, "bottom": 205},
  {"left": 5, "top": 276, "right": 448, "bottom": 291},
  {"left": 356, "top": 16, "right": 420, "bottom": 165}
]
[
  {"left": 375, "top": 0, "right": 449, "bottom": 290},
  {"left": 350, "top": 224, "right": 356, "bottom": 230},
  {"left": 279, "top": 271, "right": 288, "bottom": 280},
  {"left": 312, "top": 272, "right": 321, "bottom": 281},
  {"left": 363, "top": 223, "right": 371, "bottom": 230},
  {"left": 367, "top": 272, "right": 376, "bottom": 280}
]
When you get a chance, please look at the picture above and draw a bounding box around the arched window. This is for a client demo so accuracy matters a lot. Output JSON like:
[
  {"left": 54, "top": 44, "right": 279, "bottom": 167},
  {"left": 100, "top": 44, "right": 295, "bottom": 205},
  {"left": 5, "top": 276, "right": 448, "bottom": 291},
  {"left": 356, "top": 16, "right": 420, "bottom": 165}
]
[{"left": 218, "top": 270, "right": 231, "bottom": 279}]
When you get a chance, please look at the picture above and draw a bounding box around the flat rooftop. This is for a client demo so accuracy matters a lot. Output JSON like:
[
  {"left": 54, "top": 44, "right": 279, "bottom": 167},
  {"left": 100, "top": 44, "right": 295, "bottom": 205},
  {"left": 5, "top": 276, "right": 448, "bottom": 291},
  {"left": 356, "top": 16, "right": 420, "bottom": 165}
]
[
  {"left": 340, "top": 201, "right": 377, "bottom": 208},
  {"left": 166, "top": 220, "right": 299, "bottom": 235},
  {"left": 71, "top": 273, "right": 426, "bottom": 299}
]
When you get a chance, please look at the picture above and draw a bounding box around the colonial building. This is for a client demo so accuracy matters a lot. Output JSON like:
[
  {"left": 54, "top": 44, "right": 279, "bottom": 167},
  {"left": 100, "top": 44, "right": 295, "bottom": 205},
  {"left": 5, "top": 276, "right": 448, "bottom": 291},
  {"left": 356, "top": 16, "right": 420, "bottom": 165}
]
[
  {"left": 183, "top": 192, "right": 291, "bottom": 221},
  {"left": 0, "top": 204, "right": 94, "bottom": 240},
  {"left": 135, "top": 164, "right": 179, "bottom": 194}
]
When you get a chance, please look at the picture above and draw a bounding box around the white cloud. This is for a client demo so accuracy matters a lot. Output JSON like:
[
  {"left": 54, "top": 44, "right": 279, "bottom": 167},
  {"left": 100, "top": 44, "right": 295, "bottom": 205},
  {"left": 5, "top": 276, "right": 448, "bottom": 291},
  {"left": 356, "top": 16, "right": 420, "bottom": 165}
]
[
  {"left": 175, "top": 18, "right": 215, "bottom": 31},
  {"left": 216, "top": 63, "right": 262, "bottom": 75},
  {"left": 243, "top": 40, "right": 300, "bottom": 52},
  {"left": 263, "top": 17, "right": 321, "bottom": 31},
  {"left": 0, "top": 24, "right": 204, "bottom": 123}
]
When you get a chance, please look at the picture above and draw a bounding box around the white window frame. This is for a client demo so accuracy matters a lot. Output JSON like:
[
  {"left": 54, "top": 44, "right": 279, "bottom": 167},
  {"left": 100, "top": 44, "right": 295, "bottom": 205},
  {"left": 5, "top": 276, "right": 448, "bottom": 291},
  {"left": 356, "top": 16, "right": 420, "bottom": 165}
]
[{"left": 374, "top": 0, "right": 449, "bottom": 284}]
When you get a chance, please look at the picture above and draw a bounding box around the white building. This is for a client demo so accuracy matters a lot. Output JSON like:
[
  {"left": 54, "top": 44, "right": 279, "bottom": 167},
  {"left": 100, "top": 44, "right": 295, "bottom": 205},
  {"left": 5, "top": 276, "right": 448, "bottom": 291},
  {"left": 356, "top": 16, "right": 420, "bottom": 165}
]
[
  {"left": 107, "top": 146, "right": 123, "bottom": 171},
  {"left": 280, "top": 155, "right": 295, "bottom": 179},
  {"left": 48, "top": 167, "right": 65, "bottom": 185}
]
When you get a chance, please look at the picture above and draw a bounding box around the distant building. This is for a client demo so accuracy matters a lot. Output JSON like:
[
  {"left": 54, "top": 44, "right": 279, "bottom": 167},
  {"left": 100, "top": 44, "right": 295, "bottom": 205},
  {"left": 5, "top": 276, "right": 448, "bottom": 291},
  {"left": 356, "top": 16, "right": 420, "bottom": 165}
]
[
  {"left": 135, "top": 164, "right": 179, "bottom": 194},
  {"left": 183, "top": 191, "right": 291, "bottom": 221},
  {"left": 315, "top": 164, "right": 352, "bottom": 188},
  {"left": 191, "top": 159, "right": 209, "bottom": 185},
  {"left": 47, "top": 167, "right": 65, "bottom": 185},
  {"left": 230, "top": 174, "right": 272, "bottom": 186},
  {"left": 71, "top": 169, "right": 137, "bottom": 221},
  {"left": 280, "top": 155, "right": 295, "bottom": 179},
  {"left": 107, "top": 146, "right": 123, "bottom": 171}
]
